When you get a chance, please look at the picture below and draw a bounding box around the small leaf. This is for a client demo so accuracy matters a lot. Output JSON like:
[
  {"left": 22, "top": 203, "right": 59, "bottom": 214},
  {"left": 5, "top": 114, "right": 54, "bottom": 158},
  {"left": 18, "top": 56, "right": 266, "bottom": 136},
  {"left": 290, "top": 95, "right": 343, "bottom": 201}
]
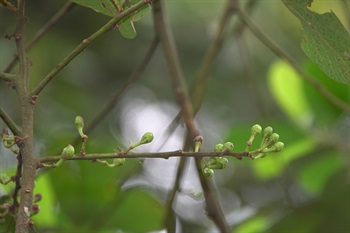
[
  {"left": 118, "top": 19, "right": 137, "bottom": 39},
  {"left": 282, "top": 0, "right": 350, "bottom": 84}
]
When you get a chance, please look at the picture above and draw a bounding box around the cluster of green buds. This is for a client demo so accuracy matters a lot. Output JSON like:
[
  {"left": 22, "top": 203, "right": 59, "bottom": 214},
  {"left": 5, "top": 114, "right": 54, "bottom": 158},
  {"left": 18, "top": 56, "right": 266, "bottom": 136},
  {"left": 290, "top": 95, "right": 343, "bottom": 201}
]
[
  {"left": 96, "top": 132, "right": 154, "bottom": 168},
  {"left": 1, "top": 129, "right": 19, "bottom": 154},
  {"left": 42, "top": 144, "right": 75, "bottom": 168},
  {"left": 202, "top": 142, "right": 233, "bottom": 178},
  {"left": 246, "top": 125, "right": 284, "bottom": 159},
  {"left": 75, "top": 116, "right": 88, "bottom": 155}
]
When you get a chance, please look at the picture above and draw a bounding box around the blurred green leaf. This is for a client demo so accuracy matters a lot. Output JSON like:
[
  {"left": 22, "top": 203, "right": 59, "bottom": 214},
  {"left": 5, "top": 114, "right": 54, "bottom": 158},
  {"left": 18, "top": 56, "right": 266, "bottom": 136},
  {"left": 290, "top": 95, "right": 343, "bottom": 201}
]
[
  {"left": 236, "top": 216, "right": 269, "bottom": 233},
  {"left": 282, "top": 0, "right": 350, "bottom": 84},
  {"left": 31, "top": 174, "right": 58, "bottom": 228},
  {"left": 269, "top": 60, "right": 348, "bottom": 127},
  {"left": 297, "top": 151, "right": 343, "bottom": 196},
  {"left": 118, "top": 18, "right": 137, "bottom": 39},
  {"left": 107, "top": 188, "right": 165, "bottom": 232},
  {"left": 268, "top": 60, "right": 313, "bottom": 127}
]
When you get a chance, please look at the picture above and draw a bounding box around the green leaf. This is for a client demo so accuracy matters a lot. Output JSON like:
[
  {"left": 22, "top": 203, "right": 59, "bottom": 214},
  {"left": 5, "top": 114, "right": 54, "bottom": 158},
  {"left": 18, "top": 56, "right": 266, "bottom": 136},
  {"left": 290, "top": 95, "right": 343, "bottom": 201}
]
[
  {"left": 268, "top": 60, "right": 313, "bottom": 127},
  {"left": 297, "top": 152, "right": 343, "bottom": 196},
  {"left": 71, "top": 0, "right": 151, "bottom": 39},
  {"left": 282, "top": 0, "right": 350, "bottom": 84},
  {"left": 31, "top": 174, "right": 58, "bottom": 228},
  {"left": 118, "top": 19, "right": 137, "bottom": 39},
  {"left": 268, "top": 60, "right": 348, "bottom": 127},
  {"left": 107, "top": 189, "right": 164, "bottom": 232},
  {"left": 71, "top": 0, "right": 118, "bottom": 17}
]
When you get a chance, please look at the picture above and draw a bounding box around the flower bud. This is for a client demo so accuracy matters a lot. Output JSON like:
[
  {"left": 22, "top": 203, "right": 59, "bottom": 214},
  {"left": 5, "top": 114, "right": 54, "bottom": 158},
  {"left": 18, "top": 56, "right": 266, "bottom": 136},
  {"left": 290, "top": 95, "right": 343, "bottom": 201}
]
[
  {"left": 217, "top": 157, "right": 228, "bottom": 168},
  {"left": 223, "top": 142, "right": 234, "bottom": 152},
  {"left": 202, "top": 167, "right": 214, "bottom": 178},
  {"left": 62, "top": 144, "right": 75, "bottom": 158},
  {"left": 263, "top": 126, "right": 273, "bottom": 138},
  {"left": 273, "top": 142, "right": 284, "bottom": 152},
  {"left": 140, "top": 132, "right": 154, "bottom": 144},
  {"left": 214, "top": 144, "right": 224, "bottom": 152},
  {"left": 208, "top": 157, "right": 228, "bottom": 169},
  {"left": 75, "top": 116, "right": 85, "bottom": 137},
  {"left": 33, "top": 193, "right": 42, "bottom": 203},
  {"left": 194, "top": 136, "right": 204, "bottom": 152},
  {"left": 262, "top": 133, "right": 280, "bottom": 148},
  {"left": 251, "top": 124, "right": 262, "bottom": 135},
  {"left": 208, "top": 157, "right": 218, "bottom": 165},
  {"left": 262, "top": 142, "right": 284, "bottom": 153},
  {"left": 31, "top": 204, "right": 40, "bottom": 216},
  {"left": 0, "top": 174, "right": 10, "bottom": 184},
  {"left": 113, "top": 158, "right": 125, "bottom": 167}
]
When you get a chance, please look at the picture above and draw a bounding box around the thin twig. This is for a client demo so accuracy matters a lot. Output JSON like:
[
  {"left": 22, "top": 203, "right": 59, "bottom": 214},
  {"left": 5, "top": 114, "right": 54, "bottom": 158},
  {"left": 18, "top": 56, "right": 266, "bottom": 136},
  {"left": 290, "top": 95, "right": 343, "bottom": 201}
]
[
  {"left": 0, "top": 107, "right": 22, "bottom": 136},
  {"left": 3, "top": 1, "right": 76, "bottom": 73},
  {"left": 152, "top": 1, "right": 231, "bottom": 232},
  {"left": 38, "top": 150, "right": 250, "bottom": 163},
  {"left": 152, "top": 0, "right": 198, "bottom": 139},
  {"left": 236, "top": 8, "right": 350, "bottom": 113},
  {"left": 191, "top": 0, "right": 238, "bottom": 114},
  {"left": 31, "top": 0, "right": 153, "bottom": 96},
  {"left": 70, "top": 37, "right": 159, "bottom": 146},
  {"left": 0, "top": 72, "right": 19, "bottom": 81}
]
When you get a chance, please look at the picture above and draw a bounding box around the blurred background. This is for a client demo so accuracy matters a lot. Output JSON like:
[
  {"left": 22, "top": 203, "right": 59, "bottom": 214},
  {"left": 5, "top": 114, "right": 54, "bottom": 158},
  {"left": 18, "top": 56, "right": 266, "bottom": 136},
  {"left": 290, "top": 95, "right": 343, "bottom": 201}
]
[{"left": 1, "top": 0, "right": 349, "bottom": 232}]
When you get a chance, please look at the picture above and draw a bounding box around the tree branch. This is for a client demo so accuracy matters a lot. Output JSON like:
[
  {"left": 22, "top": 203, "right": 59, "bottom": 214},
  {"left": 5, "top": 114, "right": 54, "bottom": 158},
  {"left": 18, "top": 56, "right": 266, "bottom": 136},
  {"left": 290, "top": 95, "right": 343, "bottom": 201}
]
[
  {"left": 31, "top": 0, "right": 153, "bottom": 96},
  {"left": 152, "top": 1, "right": 232, "bottom": 232},
  {"left": 38, "top": 150, "right": 250, "bottom": 164},
  {"left": 13, "top": 0, "right": 37, "bottom": 232},
  {"left": 0, "top": 107, "right": 22, "bottom": 136},
  {"left": 236, "top": 8, "right": 350, "bottom": 113},
  {"left": 0, "top": 71, "right": 19, "bottom": 81},
  {"left": 3, "top": 1, "right": 76, "bottom": 73}
]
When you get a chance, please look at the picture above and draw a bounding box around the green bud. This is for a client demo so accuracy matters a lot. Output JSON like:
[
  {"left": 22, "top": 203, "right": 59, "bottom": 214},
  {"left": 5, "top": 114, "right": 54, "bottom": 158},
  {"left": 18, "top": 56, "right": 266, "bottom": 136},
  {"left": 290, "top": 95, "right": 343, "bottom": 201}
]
[
  {"left": 140, "top": 132, "right": 154, "bottom": 144},
  {"left": 194, "top": 136, "right": 204, "bottom": 152},
  {"left": 0, "top": 174, "right": 10, "bottom": 184},
  {"left": 217, "top": 157, "right": 228, "bottom": 168},
  {"left": 246, "top": 124, "right": 263, "bottom": 148},
  {"left": 214, "top": 143, "right": 224, "bottom": 152},
  {"left": 263, "top": 126, "right": 273, "bottom": 138},
  {"left": 113, "top": 158, "right": 125, "bottom": 167},
  {"left": 273, "top": 142, "right": 284, "bottom": 152},
  {"left": 62, "top": 144, "right": 75, "bottom": 158},
  {"left": 202, "top": 167, "right": 214, "bottom": 178},
  {"left": 208, "top": 157, "right": 218, "bottom": 165},
  {"left": 251, "top": 124, "right": 262, "bottom": 135},
  {"left": 223, "top": 142, "right": 234, "bottom": 152},
  {"left": 262, "top": 142, "right": 284, "bottom": 153},
  {"left": 208, "top": 157, "right": 228, "bottom": 169},
  {"left": 262, "top": 133, "right": 280, "bottom": 148},
  {"left": 75, "top": 116, "right": 86, "bottom": 137}
]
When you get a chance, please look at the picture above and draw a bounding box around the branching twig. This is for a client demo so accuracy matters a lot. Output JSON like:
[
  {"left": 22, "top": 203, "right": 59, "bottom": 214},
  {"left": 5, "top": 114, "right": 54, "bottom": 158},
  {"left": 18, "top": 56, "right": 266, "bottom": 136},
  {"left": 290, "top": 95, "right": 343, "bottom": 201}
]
[
  {"left": 236, "top": 8, "right": 350, "bottom": 113},
  {"left": 3, "top": 1, "right": 76, "bottom": 73},
  {"left": 0, "top": 107, "right": 22, "bottom": 136},
  {"left": 31, "top": 0, "right": 153, "bottom": 96}
]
